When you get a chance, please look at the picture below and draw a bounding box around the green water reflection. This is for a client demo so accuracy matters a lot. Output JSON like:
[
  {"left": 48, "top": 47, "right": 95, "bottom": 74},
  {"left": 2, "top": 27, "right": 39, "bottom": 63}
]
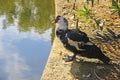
[{"left": 0, "top": 0, "right": 55, "bottom": 34}]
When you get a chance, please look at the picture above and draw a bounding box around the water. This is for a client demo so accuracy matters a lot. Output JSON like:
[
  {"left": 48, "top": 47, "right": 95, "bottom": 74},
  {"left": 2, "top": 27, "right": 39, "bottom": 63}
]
[{"left": 0, "top": 0, "right": 55, "bottom": 80}]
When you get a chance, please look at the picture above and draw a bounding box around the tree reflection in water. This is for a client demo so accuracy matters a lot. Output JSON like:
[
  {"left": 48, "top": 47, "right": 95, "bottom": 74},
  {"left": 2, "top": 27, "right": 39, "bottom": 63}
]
[{"left": 0, "top": 0, "right": 55, "bottom": 34}]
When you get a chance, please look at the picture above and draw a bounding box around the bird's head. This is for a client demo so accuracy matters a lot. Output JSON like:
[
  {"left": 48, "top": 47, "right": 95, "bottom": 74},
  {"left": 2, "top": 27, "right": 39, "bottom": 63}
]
[
  {"left": 55, "top": 16, "right": 68, "bottom": 30},
  {"left": 55, "top": 15, "right": 61, "bottom": 23}
]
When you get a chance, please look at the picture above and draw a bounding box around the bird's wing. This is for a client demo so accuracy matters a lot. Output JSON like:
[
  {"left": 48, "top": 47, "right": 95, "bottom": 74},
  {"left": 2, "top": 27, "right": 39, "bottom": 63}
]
[{"left": 66, "top": 29, "right": 89, "bottom": 42}]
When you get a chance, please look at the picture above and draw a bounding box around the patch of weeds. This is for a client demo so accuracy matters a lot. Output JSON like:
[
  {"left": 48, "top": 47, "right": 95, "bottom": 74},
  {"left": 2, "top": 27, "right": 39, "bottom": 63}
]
[
  {"left": 76, "top": 5, "right": 91, "bottom": 22},
  {"left": 110, "top": 0, "right": 120, "bottom": 18}
]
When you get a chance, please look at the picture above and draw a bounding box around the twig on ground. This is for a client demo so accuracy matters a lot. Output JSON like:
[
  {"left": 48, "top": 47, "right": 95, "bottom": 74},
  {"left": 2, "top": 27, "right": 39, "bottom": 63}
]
[{"left": 94, "top": 69, "right": 103, "bottom": 80}]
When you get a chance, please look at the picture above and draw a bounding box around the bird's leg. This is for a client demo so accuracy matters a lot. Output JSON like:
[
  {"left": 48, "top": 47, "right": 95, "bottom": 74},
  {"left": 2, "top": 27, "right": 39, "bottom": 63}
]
[{"left": 63, "top": 53, "right": 76, "bottom": 62}]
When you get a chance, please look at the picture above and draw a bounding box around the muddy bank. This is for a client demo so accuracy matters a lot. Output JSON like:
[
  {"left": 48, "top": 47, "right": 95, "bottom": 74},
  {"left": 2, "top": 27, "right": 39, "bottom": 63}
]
[{"left": 41, "top": 0, "right": 120, "bottom": 80}]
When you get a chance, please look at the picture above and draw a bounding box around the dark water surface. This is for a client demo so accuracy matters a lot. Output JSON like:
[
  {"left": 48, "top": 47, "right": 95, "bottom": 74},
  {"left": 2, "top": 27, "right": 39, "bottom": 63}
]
[{"left": 0, "top": 0, "right": 55, "bottom": 80}]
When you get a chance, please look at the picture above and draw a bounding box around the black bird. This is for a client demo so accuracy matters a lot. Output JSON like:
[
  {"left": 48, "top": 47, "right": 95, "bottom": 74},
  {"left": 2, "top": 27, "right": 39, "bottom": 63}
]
[{"left": 55, "top": 16, "right": 110, "bottom": 64}]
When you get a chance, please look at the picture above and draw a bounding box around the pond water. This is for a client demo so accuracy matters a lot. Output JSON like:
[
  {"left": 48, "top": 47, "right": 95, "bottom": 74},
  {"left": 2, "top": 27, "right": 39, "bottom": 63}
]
[{"left": 0, "top": 0, "right": 55, "bottom": 80}]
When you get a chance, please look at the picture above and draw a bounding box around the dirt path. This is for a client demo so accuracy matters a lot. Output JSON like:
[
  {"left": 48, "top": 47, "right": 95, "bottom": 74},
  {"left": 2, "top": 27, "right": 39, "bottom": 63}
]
[{"left": 41, "top": 0, "right": 120, "bottom": 80}]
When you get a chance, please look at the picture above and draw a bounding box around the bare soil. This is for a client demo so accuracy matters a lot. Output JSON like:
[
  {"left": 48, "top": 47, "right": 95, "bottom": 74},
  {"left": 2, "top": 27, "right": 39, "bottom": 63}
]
[{"left": 41, "top": 0, "right": 120, "bottom": 80}]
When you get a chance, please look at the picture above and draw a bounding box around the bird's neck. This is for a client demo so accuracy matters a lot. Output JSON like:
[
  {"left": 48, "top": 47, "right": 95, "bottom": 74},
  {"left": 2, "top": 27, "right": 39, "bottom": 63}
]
[{"left": 57, "top": 22, "right": 68, "bottom": 31}]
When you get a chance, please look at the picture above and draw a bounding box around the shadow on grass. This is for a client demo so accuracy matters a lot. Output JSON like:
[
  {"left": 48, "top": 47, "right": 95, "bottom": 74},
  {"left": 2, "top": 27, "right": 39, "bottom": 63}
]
[{"left": 70, "top": 60, "right": 120, "bottom": 80}]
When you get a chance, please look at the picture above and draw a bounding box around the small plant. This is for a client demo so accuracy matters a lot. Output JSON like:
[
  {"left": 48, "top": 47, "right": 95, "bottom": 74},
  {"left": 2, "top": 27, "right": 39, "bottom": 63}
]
[
  {"left": 91, "top": 0, "right": 94, "bottom": 7},
  {"left": 112, "top": 0, "right": 118, "bottom": 6},
  {"left": 66, "top": 0, "right": 70, "bottom": 3},
  {"left": 76, "top": 5, "right": 91, "bottom": 22},
  {"left": 91, "top": 0, "right": 100, "bottom": 7},
  {"left": 84, "top": 0, "right": 99, "bottom": 7},
  {"left": 76, "top": 5, "right": 106, "bottom": 30},
  {"left": 110, "top": 0, "right": 120, "bottom": 18},
  {"left": 84, "top": 0, "right": 94, "bottom": 7}
]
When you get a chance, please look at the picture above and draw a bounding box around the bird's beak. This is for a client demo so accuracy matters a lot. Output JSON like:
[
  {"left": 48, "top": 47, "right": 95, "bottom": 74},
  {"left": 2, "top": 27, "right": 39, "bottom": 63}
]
[
  {"left": 51, "top": 20, "right": 55, "bottom": 23},
  {"left": 51, "top": 19, "right": 57, "bottom": 23}
]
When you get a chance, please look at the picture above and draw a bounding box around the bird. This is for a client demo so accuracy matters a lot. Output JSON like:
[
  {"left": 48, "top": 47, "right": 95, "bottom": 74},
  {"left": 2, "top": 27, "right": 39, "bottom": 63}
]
[
  {"left": 55, "top": 15, "right": 110, "bottom": 64},
  {"left": 94, "top": 18, "right": 106, "bottom": 31}
]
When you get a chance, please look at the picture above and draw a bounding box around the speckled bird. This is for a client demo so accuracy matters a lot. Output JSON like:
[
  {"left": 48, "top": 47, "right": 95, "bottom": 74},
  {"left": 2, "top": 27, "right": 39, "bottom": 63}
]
[{"left": 55, "top": 16, "right": 110, "bottom": 64}]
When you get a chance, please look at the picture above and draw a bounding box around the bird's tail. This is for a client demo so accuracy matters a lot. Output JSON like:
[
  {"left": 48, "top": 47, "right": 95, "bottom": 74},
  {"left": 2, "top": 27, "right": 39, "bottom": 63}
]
[{"left": 98, "top": 54, "right": 110, "bottom": 64}]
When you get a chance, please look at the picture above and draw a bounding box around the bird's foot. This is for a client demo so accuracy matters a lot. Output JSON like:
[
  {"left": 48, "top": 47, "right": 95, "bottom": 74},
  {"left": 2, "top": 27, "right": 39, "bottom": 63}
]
[{"left": 63, "top": 54, "right": 76, "bottom": 62}]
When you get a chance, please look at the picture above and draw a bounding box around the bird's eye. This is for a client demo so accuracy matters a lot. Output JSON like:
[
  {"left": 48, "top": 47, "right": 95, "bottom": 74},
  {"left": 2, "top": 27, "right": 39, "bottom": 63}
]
[
  {"left": 64, "top": 18, "right": 65, "bottom": 21},
  {"left": 63, "top": 18, "right": 68, "bottom": 23},
  {"left": 64, "top": 18, "right": 66, "bottom": 20},
  {"left": 59, "top": 29, "right": 63, "bottom": 32}
]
